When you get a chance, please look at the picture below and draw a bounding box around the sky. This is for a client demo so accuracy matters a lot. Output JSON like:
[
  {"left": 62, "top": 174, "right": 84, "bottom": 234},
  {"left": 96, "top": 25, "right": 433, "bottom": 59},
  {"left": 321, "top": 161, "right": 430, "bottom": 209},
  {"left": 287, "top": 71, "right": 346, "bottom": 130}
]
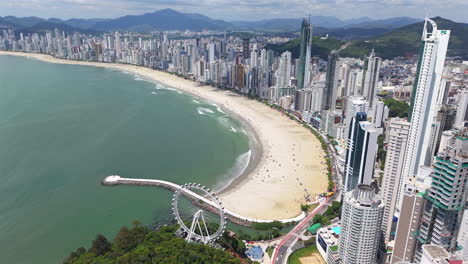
[{"left": 0, "top": 0, "right": 467, "bottom": 22}]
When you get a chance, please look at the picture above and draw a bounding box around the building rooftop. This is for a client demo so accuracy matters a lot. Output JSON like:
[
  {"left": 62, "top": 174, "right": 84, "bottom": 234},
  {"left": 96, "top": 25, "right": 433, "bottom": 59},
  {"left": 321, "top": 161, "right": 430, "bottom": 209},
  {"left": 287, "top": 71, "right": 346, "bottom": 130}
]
[
  {"left": 422, "top": 244, "right": 450, "bottom": 260},
  {"left": 317, "top": 224, "right": 340, "bottom": 249}
]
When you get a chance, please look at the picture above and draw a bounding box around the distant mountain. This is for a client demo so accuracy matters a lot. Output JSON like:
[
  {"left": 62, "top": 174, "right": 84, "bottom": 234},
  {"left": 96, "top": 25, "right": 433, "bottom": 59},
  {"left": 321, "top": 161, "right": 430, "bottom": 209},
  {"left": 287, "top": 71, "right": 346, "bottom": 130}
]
[
  {"left": 230, "top": 16, "right": 349, "bottom": 31},
  {"left": 340, "top": 17, "right": 468, "bottom": 59},
  {"left": 230, "top": 18, "right": 303, "bottom": 32},
  {"left": 343, "top": 17, "right": 422, "bottom": 29},
  {"left": 0, "top": 16, "right": 44, "bottom": 28},
  {"left": 314, "top": 27, "right": 393, "bottom": 40},
  {"left": 0, "top": 15, "right": 103, "bottom": 34},
  {"left": 265, "top": 36, "right": 345, "bottom": 59},
  {"left": 92, "top": 9, "right": 233, "bottom": 31},
  {"left": 231, "top": 16, "right": 419, "bottom": 31},
  {"left": 58, "top": 18, "right": 110, "bottom": 30},
  {"left": 0, "top": 10, "right": 422, "bottom": 34},
  {"left": 266, "top": 17, "right": 468, "bottom": 60},
  {"left": 18, "top": 21, "right": 101, "bottom": 35}
]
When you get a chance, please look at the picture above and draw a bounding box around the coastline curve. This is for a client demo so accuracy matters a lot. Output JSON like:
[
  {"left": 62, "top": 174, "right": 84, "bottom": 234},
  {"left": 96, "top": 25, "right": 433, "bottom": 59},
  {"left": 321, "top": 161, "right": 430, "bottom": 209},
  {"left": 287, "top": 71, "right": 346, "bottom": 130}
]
[{"left": 0, "top": 51, "right": 328, "bottom": 220}]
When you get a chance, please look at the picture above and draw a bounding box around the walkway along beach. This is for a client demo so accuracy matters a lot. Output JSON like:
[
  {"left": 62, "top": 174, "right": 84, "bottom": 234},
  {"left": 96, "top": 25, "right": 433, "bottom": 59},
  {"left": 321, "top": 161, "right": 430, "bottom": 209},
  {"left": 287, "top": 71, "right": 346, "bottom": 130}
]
[{"left": 0, "top": 51, "right": 328, "bottom": 220}]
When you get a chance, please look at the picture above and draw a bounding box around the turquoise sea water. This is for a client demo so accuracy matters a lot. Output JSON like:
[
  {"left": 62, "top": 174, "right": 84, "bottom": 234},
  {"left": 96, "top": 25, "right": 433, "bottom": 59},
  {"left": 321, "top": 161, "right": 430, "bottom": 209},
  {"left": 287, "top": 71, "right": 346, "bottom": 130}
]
[{"left": 0, "top": 55, "right": 250, "bottom": 264}]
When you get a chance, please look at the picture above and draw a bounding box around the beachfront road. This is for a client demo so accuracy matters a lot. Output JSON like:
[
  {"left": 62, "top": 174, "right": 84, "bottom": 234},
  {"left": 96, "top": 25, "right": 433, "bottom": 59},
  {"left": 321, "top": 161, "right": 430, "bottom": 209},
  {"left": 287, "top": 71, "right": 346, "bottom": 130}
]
[{"left": 272, "top": 198, "right": 328, "bottom": 264}]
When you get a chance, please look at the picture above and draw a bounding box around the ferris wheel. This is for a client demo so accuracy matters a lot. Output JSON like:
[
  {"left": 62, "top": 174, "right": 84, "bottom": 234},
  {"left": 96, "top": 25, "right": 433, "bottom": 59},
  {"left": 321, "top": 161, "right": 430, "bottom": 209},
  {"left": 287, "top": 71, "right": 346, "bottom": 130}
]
[{"left": 172, "top": 183, "right": 227, "bottom": 244}]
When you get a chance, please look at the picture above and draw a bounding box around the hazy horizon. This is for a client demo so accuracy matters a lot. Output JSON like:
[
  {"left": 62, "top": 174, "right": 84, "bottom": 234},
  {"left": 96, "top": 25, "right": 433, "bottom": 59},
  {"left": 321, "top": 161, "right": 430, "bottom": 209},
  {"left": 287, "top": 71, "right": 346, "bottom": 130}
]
[{"left": 0, "top": 0, "right": 467, "bottom": 23}]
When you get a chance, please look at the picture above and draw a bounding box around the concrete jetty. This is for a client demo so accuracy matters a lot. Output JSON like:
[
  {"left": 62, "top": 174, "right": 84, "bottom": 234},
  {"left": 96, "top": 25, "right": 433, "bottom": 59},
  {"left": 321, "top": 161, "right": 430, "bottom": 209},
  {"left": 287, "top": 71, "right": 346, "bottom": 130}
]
[{"left": 102, "top": 175, "right": 305, "bottom": 225}]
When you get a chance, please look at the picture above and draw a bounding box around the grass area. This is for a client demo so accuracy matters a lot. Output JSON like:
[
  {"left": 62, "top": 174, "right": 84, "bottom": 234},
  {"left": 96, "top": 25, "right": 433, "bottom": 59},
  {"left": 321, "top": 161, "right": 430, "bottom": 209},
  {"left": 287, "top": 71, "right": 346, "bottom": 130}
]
[
  {"left": 287, "top": 245, "right": 321, "bottom": 264},
  {"left": 308, "top": 203, "right": 319, "bottom": 213},
  {"left": 267, "top": 246, "right": 275, "bottom": 258}
]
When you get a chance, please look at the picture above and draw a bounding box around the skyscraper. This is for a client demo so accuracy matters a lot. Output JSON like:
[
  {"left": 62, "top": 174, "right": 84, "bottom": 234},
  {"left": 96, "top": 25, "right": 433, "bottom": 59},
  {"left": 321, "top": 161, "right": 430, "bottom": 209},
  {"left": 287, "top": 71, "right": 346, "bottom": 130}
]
[
  {"left": 297, "top": 18, "right": 312, "bottom": 89},
  {"left": 415, "top": 130, "right": 468, "bottom": 260},
  {"left": 399, "top": 18, "right": 451, "bottom": 204},
  {"left": 381, "top": 118, "right": 411, "bottom": 243},
  {"left": 362, "top": 49, "right": 381, "bottom": 110},
  {"left": 276, "top": 51, "right": 291, "bottom": 88},
  {"left": 339, "top": 185, "right": 385, "bottom": 264},
  {"left": 391, "top": 190, "right": 426, "bottom": 263},
  {"left": 373, "top": 100, "right": 389, "bottom": 129},
  {"left": 208, "top": 43, "right": 216, "bottom": 63},
  {"left": 344, "top": 112, "right": 378, "bottom": 193},
  {"left": 456, "top": 206, "right": 468, "bottom": 261},
  {"left": 454, "top": 90, "right": 468, "bottom": 129},
  {"left": 343, "top": 96, "right": 368, "bottom": 137},
  {"left": 322, "top": 50, "right": 340, "bottom": 111},
  {"left": 242, "top": 38, "right": 250, "bottom": 59}
]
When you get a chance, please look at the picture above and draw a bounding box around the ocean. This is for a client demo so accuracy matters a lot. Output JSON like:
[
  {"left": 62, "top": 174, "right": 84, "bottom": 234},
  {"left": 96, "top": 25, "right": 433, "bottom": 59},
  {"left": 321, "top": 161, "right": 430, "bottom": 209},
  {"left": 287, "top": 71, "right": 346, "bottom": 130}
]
[{"left": 0, "top": 55, "right": 250, "bottom": 264}]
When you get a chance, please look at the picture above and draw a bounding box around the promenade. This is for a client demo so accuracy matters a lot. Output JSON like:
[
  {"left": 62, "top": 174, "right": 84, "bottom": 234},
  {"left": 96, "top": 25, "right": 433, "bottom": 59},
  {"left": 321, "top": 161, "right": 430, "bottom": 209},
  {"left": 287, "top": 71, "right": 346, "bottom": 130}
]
[{"left": 102, "top": 175, "right": 306, "bottom": 226}]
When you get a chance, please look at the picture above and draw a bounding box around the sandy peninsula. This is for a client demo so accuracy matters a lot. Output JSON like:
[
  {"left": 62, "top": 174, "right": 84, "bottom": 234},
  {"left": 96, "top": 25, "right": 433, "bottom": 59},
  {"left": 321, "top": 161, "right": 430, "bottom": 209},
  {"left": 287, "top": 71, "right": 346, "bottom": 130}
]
[{"left": 0, "top": 51, "right": 328, "bottom": 220}]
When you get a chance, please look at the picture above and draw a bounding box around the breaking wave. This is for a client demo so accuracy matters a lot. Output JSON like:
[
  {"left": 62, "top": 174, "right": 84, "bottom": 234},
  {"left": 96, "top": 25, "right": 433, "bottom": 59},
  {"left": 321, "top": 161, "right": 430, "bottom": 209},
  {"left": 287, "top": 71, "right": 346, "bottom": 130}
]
[
  {"left": 197, "top": 107, "right": 215, "bottom": 115},
  {"left": 213, "top": 150, "right": 252, "bottom": 192}
]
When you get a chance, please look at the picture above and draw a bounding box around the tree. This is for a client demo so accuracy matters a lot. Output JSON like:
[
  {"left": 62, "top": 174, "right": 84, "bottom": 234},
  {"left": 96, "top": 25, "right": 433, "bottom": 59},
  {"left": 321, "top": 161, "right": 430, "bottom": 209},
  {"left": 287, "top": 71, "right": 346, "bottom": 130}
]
[
  {"left": 114, "top": 226, "right": 138, "bottom": 252},
  {"left": 64, "top": 224, "right": 240, "bottom": 264},
  {"left": 89, "top": 234, "right": 111, "bottom": 256},
  {"left": 383, "top": 98, "right": 409, "bottom": 118}
]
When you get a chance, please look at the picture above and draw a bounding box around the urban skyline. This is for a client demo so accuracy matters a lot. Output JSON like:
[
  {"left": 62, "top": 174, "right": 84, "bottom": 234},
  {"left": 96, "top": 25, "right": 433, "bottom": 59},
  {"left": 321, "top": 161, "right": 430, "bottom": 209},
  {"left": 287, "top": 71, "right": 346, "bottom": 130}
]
[{"left": 0, "top": 8, "right": 467, "bottom": 264}]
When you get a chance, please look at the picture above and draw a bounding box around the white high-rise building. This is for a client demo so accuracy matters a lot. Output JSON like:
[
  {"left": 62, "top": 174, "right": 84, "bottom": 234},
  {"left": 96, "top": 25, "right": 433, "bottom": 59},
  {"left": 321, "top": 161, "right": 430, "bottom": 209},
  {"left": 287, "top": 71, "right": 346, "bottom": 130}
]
[
  {"left": 373, "top": 100, "right": 389, "bottom": 129},
  {"left": 456, "top": 206, "right": 468, "bottom": 261},
  {"left": 344, "top": 97, "right": 368, "bottom": 123},
  {"left": 208, "top": 43, "right": 216, "bottom": 63},
  {"left": 381, "top": 118, "right": 411, "bottom": 243},
  {"left": 276, "top": 51, "right": 291, "bottom": 88},
  {"left": 343, "top": 96, "right": 369, "bottom": 137},
  {"left": 399, "top": 18, "right": 451, "bottom": 208},
  {"left": 454, "top": 90, "right": 468, "bottom": 129},
  {"left": 339, "top": 185, "right": 385, "bottom": 264}
]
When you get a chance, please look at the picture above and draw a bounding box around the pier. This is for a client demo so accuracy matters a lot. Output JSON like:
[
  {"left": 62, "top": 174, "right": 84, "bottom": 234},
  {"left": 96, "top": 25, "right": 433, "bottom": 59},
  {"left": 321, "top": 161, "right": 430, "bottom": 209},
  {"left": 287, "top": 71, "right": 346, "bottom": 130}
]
[{"left": 102, "top": 175, "right": 305, "bottom": 226}]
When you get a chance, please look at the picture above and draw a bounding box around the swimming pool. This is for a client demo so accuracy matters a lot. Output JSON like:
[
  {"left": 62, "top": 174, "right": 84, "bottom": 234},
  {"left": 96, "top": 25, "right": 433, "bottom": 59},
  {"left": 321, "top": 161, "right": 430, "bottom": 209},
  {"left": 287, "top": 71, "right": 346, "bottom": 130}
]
[{"left": 332, "top": 226, "right": 341, "bottom": 235}]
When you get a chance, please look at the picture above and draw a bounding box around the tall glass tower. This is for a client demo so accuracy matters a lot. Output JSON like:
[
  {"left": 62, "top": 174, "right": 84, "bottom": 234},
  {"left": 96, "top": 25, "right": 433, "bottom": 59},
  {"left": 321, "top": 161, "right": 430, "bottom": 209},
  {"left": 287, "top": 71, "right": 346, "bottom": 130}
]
[
  {"left": 343, "top": 112, "right": 378, "bottom": 193},
  {"left": 297, "top": 18, "right": 312, "bottom": 89}
]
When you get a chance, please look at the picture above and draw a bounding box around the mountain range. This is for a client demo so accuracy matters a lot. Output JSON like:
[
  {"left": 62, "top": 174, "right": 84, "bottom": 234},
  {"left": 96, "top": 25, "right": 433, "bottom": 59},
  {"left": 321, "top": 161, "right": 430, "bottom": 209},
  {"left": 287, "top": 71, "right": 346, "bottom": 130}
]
[
  {"left": 0, "top": 8, "right": 422, "bottom": 34},
  {"left": 268, "top": 17, "right": 468, "bottom": 60},
  {"left": 1, "top": 10, "right": 466, "bottom": 59}
]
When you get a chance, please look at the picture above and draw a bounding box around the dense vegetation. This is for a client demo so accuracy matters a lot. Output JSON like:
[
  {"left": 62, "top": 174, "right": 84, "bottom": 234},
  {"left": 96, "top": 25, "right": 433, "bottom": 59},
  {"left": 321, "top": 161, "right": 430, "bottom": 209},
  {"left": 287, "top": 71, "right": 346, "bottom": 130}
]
[
  {"left": 340, "top": 17, "right": 468, "bottom": 59},
  {"left": 265, "top": 36, "right": 344, "bottom": 59},
  {"left": 312, "top": 201, "right": 341, "bottom": 226},
  {"left": 377, "top": 134, "right": 387, "bottom": 170},
  {"left": 383, "top": 98, "right": 410, "bottom": 118},
  {"left": 63, "top": 222, "right": 240, "bottom": 264}
]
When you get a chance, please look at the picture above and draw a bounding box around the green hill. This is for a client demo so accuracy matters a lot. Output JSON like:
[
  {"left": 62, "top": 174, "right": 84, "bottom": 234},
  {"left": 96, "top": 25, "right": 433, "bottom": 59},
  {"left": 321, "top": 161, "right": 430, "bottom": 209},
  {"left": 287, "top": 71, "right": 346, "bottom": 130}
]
[
  {"left": 265, "top": 36, "right": 345, "bottom": 59},
  {"left": 266, "top": 17, "right": 468, "bottom": 60},
  {"left": 63, "top": 223, "right": 241, "bottom": 264},
  {"left": 340, "top": 17, "right": 468, "bottom": 59}
]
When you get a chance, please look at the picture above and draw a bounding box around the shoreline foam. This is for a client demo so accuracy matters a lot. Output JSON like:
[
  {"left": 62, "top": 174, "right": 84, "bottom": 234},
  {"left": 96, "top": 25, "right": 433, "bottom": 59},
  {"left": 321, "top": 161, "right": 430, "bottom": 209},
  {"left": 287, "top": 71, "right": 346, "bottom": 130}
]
[{"left": 0, "top": 51, "right": 328, "bottom": 220}]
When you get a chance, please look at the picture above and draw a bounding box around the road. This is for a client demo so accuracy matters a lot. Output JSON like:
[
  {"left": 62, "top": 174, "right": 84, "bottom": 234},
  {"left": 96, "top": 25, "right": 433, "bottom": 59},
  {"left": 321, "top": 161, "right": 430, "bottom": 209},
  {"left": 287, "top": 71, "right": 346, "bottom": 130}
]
[{"left": 272, "top": 198, "right": 329, "bottom": 264}]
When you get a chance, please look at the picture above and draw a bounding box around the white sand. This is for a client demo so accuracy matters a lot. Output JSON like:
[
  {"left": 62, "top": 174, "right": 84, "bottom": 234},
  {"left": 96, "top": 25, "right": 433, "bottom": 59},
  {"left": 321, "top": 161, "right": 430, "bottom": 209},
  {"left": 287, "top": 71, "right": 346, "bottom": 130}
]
[{"left": 0, "top": 51, "right": 328, "bottom": 220}]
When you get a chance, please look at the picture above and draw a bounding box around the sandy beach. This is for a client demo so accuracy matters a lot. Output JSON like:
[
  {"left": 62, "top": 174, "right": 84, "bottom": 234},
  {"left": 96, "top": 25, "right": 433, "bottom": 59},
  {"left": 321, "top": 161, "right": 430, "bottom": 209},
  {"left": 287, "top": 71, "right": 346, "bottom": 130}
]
[{"left": 0, "top": 51, "right": 328, "bottom": 220}]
